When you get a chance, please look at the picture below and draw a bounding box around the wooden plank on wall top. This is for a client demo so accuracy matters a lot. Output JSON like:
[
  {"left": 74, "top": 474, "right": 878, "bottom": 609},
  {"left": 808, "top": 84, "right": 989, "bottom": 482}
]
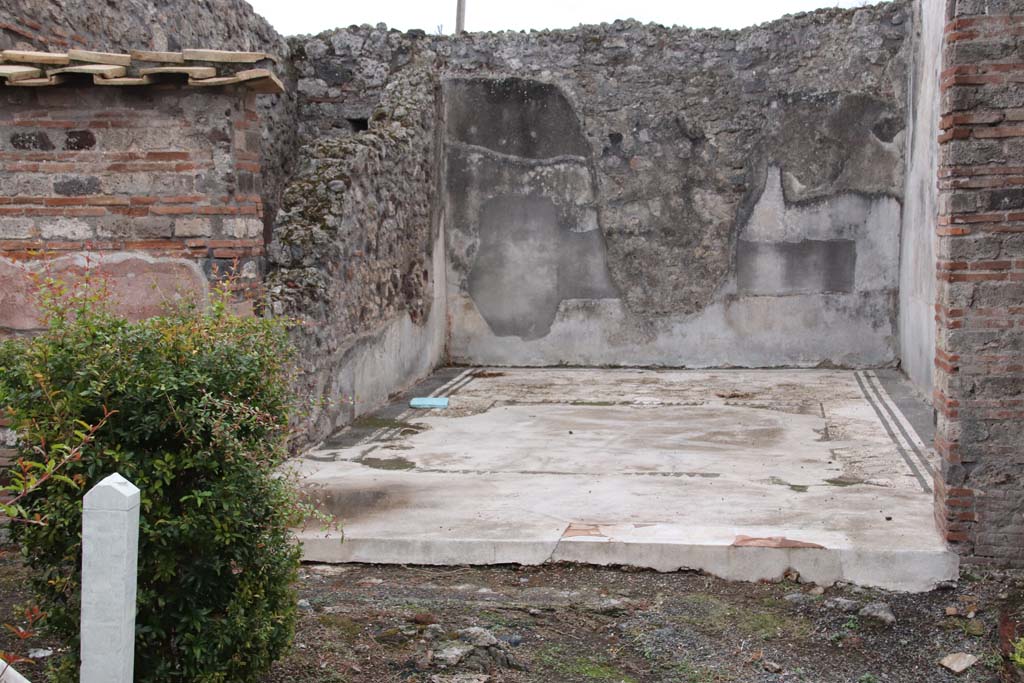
[
  {"left": 49, "top": 64, "right": 127, "bottom": 78},
  {"left": 182, "top": 49, "right": 268, "bottom": 63},
  {"left": 2, "top": 50, "right": 70, "bottom": 65},
  {"left": 93, "top": 74, "right": 156, "bottom": 86},
  {"left": 246, "top": 71, "right": 285, "bottom": 94},
  {"left": 0, "top": 65, "right": 43, "bottom": 81},
  {"left": 68, "top": 49, "right": 132, "bottom": 66},
  {"left": 6, "top": 74, "right": 68, "bottom": 87},
  {"left": 129, "top": 50, "right": 185, "bottom": 63},
  {"left": 137, "top": 66, "right": 218, "bottom": 79},
  {"left": 186, "top": 68, "right": 283, "bottom": 93}
]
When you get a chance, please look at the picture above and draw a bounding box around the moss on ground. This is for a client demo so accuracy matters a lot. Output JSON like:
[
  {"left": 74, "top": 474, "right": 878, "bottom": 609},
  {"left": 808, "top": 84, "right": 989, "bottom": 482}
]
[
  {"left": 316, "top": 613, "right": 363, "bottom": 642},
  {"left": 537, "top": 645, "right": 638, "bottom": 681},
  {"left": 351, "top": 416, "right": 422, "bottom": 432},
  {"left": 677, "top": 593, "right": 812, "bottom": 641}
]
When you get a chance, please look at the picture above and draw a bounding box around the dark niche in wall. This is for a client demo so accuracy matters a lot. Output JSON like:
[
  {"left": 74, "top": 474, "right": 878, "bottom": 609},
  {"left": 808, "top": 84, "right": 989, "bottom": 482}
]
[
  {"left": 445, "top": 77, "right": 590, "bottom": 159},
  {"left": 347, "top": 117, "right": 369, "bottom": 132},
  {"left": 736, "top": 239, "right": 857, "bottom": 295}
]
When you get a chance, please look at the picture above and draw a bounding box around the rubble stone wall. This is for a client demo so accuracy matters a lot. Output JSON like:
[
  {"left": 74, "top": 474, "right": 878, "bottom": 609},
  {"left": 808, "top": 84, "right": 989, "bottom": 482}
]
[
  {"left": 7, "top": 0, "right": 1024, "bottom": 567},
  {"left": 934, "top": 0, "right": 1024, "bottom": 568},
  {"left": 266, "top": 62, "right": 445, "bottom": 442},
  {"left": 440, "top": 6, "right": 911, "bottom": 366}
]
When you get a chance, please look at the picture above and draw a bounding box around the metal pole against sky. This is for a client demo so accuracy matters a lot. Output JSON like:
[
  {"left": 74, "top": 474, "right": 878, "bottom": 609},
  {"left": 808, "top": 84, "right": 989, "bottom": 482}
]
[{"left": 456, "top": 0, "right": 466, "bottom": 34}]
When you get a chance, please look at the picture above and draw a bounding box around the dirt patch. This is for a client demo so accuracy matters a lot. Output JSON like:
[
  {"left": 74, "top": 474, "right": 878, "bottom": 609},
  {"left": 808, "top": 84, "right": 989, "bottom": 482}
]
[
  {"left": 352, "top": 416, "right": 426, "bottom": 433},
  {"left": 302, "top": 486, "right": 408, "bottom": 522},
  {"left": 263, "top": 563, "right": 1022, "bottom": 683},
  {"left": 716, "top": 391, "right": 757, "bottom": 400},
  {"left": 2, "top": 546, "right": 1022, "bottom": 683},
  {"left": 767, "top": 476, "right": 810, "bottom": 493},
  {"left": 357, "top": 455, "right": 416, "bottom": 471},
  {"left": 0, "top": 544, "right": 63, "bottom": 679}
]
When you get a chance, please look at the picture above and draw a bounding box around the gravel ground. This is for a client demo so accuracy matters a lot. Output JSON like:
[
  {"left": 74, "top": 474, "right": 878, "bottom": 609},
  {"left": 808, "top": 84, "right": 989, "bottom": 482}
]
[
  {"left": 260, "top": 562, "right": 1023, "bottom": 683},
  {"left": 2, "top": 544, "right": 1022, "bottom": 683}
]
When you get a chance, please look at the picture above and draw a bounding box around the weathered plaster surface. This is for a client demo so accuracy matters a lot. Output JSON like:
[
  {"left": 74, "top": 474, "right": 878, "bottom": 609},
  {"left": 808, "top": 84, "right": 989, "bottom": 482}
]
[
  {"left": 450, "top": 163, "right": 897, "bottom": 367},
  {"left": 434, "top": 5, "right": 911, "bottom": 367},
  {"left": 0, "top": 254, "right": 209, "bottom": 334},
  {"left": 270, "top": 3, "right": 915, "bottom": 436},
  {"left": 899, "top": 0, "right": 944, "bottom": 398}
]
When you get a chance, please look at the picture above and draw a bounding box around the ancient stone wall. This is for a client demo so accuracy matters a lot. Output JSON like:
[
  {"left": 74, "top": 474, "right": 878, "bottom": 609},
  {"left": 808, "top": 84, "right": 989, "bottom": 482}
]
[
  {"left": 267, "top": 57, "right": 445, "bottom": 443},
  {"left": 0, "top": 86, "right": 266, "bottom": 335},
  {"left": 292, "top": 6, "right": 911, "bottom": 370},
  {"left": 6, "top": 0, "right": 1024, "bottom": 569},
  {"left": 438, "top": 5, "right": 911, "bottom": 367},
  {"left": 934, "top": 0, "right": 1024, "bottom": 568},
  {"left": 0, "top": 0, "right": 298, "bottom": 237}
]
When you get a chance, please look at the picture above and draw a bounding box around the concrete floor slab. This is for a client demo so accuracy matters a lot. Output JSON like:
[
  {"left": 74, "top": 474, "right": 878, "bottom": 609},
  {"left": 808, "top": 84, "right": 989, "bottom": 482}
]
[{"left": 297, "top": 368, "right": 958, "bottom": 592}]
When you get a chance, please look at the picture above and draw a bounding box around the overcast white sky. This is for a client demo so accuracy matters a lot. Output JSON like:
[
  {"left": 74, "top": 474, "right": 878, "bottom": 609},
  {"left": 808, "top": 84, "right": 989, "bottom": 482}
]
[{"left": 246, "top": 0, "right": 876, "bottom": 37}]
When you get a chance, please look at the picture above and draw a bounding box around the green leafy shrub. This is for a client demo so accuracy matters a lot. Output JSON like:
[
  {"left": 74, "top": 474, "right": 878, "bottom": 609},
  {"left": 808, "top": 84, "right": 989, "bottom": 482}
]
[
  {"left": 1013, "top": 636, "right": 1024, "bottom": 669},
  {"left": 0, "top": 278, "right": 303, "bottom": 683}
]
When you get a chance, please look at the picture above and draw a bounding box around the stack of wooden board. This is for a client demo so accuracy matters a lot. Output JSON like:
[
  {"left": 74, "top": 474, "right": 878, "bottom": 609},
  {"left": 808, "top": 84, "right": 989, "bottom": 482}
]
[{"left": 0, "top": 48, "right": 283, "bottom": 93}]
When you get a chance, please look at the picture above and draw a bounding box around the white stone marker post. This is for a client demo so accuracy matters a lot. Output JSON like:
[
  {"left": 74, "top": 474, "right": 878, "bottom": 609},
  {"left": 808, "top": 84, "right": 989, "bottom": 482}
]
[{"left": 80, "top": 473, "right": 140, "bottom": 683}]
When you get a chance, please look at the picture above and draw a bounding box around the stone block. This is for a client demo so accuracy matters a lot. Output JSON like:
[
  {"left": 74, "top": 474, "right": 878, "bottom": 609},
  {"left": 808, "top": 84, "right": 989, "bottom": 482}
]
[
  {"left": 100, "top": 173, "right": 197, "bottom": 196},
  {"left": 3, "top": 173, "right": 55, "bottom": 196},
  {"left": 54, "top": 175, "right": 101, "bottom": 196},
  {"left": 64, "top": 129, "right": 97, "bottom": 151},
  {"left": 38, "top": 217, "right": 93, "bottom": 240},
  {"left": 172, "top": 217, "right": 213, "bottom": 237},
  {"left": 8, "top": 130, "right": 54, "bottom": 151},
  {"left": 223, "top": 216, "right": 263, "bottom": 238},
  {"left": 0, "top": 218, "right": 34, "bottom": 239}
]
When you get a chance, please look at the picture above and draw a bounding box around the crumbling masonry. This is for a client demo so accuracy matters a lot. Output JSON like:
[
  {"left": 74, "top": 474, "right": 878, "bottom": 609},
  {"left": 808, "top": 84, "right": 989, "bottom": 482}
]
[{"left": 0, "top": 0, "right": 1021, "bottom": 569}]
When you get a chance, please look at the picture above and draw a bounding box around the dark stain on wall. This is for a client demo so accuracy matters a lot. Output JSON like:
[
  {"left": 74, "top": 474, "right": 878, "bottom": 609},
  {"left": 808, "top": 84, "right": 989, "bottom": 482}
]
[
  {"left": 446, "top": 76, "right": 618, "bottom": 340},
  {"left": 737, "top": 240, "right": 857, "bottom": 295},
  {"left": 446, "top": 77, "right": 590, "bottom": 160},
  {"left": 468, "top": 194, "right": 615, "bottom": 340}
]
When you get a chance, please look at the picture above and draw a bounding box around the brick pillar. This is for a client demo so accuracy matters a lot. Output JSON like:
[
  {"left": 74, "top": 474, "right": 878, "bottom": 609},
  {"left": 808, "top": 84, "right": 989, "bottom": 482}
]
[{"left": 935, "top": 0, "right": 1024, "bottom": 567}]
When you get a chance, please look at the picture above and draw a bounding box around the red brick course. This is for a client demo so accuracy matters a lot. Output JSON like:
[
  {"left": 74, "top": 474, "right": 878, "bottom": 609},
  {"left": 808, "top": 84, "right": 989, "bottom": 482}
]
[{"left": 0, "top": 86, "right": 266, "bottom": 333}]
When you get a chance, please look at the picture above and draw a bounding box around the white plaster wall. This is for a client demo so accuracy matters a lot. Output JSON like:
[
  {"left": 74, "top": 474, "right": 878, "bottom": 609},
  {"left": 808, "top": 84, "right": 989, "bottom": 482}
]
[{"left": 898, "top": 0, "right": 944, "bottom": 398}]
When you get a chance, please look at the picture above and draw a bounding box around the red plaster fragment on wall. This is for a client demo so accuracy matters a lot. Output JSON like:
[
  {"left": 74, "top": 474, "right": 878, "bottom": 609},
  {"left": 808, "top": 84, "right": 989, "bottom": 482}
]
[{"left": 0, "top": 254, "right": 207, "bottom": 332}]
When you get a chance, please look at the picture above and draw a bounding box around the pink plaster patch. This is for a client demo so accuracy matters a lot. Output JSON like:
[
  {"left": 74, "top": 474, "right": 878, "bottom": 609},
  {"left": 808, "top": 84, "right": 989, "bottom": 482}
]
[
  {"left": 0, "top": 254, "right": 207, "bottom": 332},
  {"left": 562, "top": 523, "right": 605, "bottom": 539}
]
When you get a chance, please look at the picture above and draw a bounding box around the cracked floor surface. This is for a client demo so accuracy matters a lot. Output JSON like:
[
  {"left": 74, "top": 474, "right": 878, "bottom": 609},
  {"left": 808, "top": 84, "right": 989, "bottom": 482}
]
[{"left": 296, "top": 368, "right": 956, "bottom": 591}]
